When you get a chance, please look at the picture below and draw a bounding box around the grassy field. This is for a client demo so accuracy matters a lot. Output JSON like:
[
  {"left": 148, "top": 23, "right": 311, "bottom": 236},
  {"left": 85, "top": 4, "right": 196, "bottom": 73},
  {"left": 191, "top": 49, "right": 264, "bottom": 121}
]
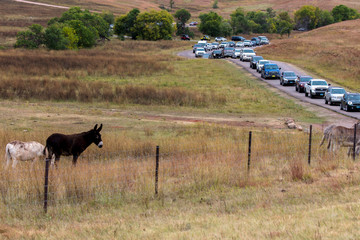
[
  {"left": 1, "top": 1, "right": 360, "bottom": 239},
  {"left": 0, "top": 37, "right": 358, "bottom": 239},
  {"left": 257, "top": 19, "right": 360, "bottom": 92}
]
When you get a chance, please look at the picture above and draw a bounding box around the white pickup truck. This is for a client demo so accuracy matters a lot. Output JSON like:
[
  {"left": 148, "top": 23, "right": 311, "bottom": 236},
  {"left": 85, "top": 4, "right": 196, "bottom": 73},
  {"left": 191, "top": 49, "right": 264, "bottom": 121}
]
[{"left": 305, "top": 79, "right": 329, "bottom": 98}]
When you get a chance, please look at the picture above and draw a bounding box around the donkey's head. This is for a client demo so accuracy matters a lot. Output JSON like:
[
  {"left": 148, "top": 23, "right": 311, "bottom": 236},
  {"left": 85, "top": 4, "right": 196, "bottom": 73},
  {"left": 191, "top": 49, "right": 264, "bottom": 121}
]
[{"left": 91, "top": 124, "right": 103, "bottom": 148}]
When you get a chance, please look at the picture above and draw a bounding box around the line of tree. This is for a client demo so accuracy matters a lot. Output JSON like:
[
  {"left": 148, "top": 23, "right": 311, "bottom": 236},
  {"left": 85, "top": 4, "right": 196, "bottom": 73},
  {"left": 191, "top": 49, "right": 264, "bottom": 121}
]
[
  {"left": 199, "top": 4, "right": 359, "bottom": 38},
  {"left": 114, "top": 9, "right": 175, "bottom": 40},
  {"left": 15, "top": 7, "right": 114, "bottom": 50}
]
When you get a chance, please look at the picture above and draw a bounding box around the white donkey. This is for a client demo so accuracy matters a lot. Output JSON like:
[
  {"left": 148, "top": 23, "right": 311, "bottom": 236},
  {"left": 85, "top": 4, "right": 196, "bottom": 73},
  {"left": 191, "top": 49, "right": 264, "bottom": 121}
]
[{"left": 5, "top": 141, "right": 46, "bottom": 168}]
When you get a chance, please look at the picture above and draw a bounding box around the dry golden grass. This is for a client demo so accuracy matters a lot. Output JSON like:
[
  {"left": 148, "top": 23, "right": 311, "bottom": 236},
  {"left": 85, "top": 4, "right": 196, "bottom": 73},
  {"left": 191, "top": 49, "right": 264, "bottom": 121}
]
[{"left": 257, "top": 19, "right": 360, "bottom": 91}]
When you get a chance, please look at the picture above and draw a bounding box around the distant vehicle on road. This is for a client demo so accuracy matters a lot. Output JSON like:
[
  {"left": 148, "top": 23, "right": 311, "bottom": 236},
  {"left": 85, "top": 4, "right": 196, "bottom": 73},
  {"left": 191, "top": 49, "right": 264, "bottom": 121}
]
[
  {"left": 325, "top": 86, "right": 346, "bottom": 105},
  {"left": 212, "top": 50, "right": 223, "bottom": 58},
  {"left": 223, "top": 47, "right": 235, "bottom": 58},
  {"left": 261, "top": 63, "right": 281, "bottom": 79},
  {"left": 258, "top": 36, "right": 269, "bottom": 45},
  {"left": 249, "top": 56, "right": 263, "bottom": 69},
  {"left": 305, "top": 79, "right": 329, "bottom": 98},
  {"left": 219, "top": 42, "right": 228, "bottom": 48},
  {"left": 211, "top": 42, "right": 219, "bottom": 50},
  {"left": 227, "top": 41, "right": 235, "bottom": 47},
  {"left": 256, "top": 60, "right": 270, "bottom": 73},
  {"left": 181, "top": 34, "right": 190, "bottom": 40},
  {"left": 195, "top": 48, "right": 206, "bottom": 57},
  {"left": 280, "top": 71, "right": 297, "bottom": 86},
  {"left": 231, "top": 36, "right": 245, "bottom": 41},
  {"left": 201, "top": 35, "right": 210, "bottom": 41},
  {"left": 340, "top": 92, "right": 360, "bottom": 111},
  {"left": 243, "top": 40, "right": 253, "bottom": 47},
  {"left": 232, "top": 49, "right": 242, "bottom": 58},
  {"left": 189, "top": 21, "right": 198, "bottom": 26},
  {"left": 240, "top": 48, "right": 255, "bottom": 61},
  {"left": 251, "top": 37, "right": 260, "bottom": 46},
  {"left": 235, "top": 41, "right": 244, "bottom": 48},
  {"left": 215, "top": 37, "right": 227, "bottom": 42},
  {"left": 295, "top": 76, "right": 313, "bottom": 93}
]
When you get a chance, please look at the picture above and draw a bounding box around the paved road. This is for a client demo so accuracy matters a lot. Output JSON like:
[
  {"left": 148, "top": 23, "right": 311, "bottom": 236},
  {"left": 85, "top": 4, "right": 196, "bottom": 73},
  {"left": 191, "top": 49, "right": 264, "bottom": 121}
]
[{"left": 178, "top": 49, "right": 360, "bottom": 121}]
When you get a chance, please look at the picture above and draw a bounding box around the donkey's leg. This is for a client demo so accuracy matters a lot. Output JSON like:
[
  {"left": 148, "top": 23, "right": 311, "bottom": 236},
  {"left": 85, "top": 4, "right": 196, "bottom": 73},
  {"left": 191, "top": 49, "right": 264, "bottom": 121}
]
[
  {"left": 72, "top": 155, "right": 79, "bottom": 166},
  {"left": 12, "top": 158, "right": 18, "bottom": 168},
  {"left": 5, "top": 155, "right": 11, "bottom": 169}
]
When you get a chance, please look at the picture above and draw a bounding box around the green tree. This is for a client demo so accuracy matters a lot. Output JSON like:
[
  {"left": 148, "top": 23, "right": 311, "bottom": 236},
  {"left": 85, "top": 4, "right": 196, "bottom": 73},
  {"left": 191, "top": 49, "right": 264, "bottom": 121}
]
[
  {"left": 230, "top": 8, "right": 250, "bottom": 34},
  {"left": 276, "top": 12, "right": 294, "bottom": 37},
  {"left": 44, "top": 24, "right": 68, "bottom": 50},
  {"left": 14, "top": 24, "right": 44, "bottom": 49},
  {"left": 133, "top": 10, "right": 175, "bottom": 40},
  {"left": 68, "top": 20, "right": 97, "bottom": 48},
  {"left": 101, "top": 11, "right": 115, "bottom": 25},
  {"left": 169, "top": 0, "right": 175, "bottom": 10},
  {"left": 266, "top": 8, "right": 276, "bottom": 18},
  {"left": 294, "top": 5, "right": 319, "bottom": 30},
  {"left": 332, "top": 5, "right": 359, "bottom": 22},
  {"left": 114, "top": 8, "right": 140, "bottom": 39},
  {"left": 199, "top": 11, "right": 223, "bottom": 36},
  {"left": 212, "top": 0, "right": 219, "bottom": 9},
  {"left": 174, "top": 8, "right": 191, "bottom": 34},
  {"left": 62, "top": 26, "right": 79, "bottom": 49},
  {"left": 318, "top": 10, "right": 334, "bottom": 27}
]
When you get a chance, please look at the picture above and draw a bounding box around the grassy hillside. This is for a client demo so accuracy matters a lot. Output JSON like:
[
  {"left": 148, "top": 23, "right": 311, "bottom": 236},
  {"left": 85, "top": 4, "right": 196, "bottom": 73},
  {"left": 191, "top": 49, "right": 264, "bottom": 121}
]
[{"left": 256, "top": 19, "right": 360, "bottom": 91}]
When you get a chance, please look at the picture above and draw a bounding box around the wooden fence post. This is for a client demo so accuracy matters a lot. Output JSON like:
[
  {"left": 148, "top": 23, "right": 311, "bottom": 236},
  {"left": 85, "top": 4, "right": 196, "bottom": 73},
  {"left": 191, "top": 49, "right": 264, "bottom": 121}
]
[
  {"left": 308, "top": 125, "right": 312, "bottom": 165},
  {"left": 353, "top": 123, "right": 357, "bottom": 161},
  {"left": 44, "top": 158, "right": 50, "bottom": 213},
  {"left": 248, "top": 131, "right": 252, "bottom": 173},
  {"left": 155, "top": 146, "right": 159, "bottom": 195}
]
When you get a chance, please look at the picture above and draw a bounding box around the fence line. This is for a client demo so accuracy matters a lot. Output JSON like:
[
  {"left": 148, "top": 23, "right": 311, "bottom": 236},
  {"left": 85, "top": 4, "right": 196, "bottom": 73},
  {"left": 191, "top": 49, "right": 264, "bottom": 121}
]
[{"left": 0, "top": 127, "right": 358, "bottom": 213}]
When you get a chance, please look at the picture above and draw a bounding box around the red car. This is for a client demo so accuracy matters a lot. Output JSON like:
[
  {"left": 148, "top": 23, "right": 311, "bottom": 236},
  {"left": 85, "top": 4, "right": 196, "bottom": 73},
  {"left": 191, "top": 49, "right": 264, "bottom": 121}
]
[
  {"left": 295, "top": 75, "right": 313, "bottom": 93},
  {"left": 181, "top": 34, "right": 190, "bottom": 40}
]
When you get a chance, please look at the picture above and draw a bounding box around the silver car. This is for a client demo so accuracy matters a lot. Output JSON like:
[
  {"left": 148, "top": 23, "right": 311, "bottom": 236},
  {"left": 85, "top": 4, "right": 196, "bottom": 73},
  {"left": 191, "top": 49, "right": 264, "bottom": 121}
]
[{"left": 325, "top": 86, "right": 346, "bottom": 105}]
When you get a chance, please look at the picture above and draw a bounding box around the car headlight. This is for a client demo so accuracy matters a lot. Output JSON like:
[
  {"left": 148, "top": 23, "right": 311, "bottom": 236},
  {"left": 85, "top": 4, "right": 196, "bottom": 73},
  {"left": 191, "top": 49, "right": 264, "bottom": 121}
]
[
  {"left": 265, "top": 71, "right": 269, "bottom": 74},
  {"left": 348, "top": 101, "right": 353, "bottom": 105},
  {"left": 283, "top": 78, "right": 288, "bottom": 81}
]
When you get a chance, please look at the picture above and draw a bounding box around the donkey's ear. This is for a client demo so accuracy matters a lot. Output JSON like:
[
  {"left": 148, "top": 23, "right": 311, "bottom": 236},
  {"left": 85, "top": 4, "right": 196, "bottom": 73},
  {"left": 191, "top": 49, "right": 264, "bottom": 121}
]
[
  {"left": 97, "top": 124, "right": 103, "bottom": 132},
  {"left": 94, "top": 124, "right": 98, "bottom": 131}
]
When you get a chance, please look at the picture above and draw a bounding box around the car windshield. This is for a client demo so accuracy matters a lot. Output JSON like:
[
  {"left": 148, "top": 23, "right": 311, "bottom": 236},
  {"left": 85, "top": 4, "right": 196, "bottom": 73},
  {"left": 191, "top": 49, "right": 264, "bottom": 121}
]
[
  {"left": 348, "top": 94, "right": 360, "bottom": 100},
  {"left": 235, "top": 49, "right": 241, "bottom": 52},
  {"left": 225, "top": 47, "right": 234, "bottom": 50},
  {"left": 331, "top": 88, "right": 346, "bottom": 94},
  {"left": 259, "top": 60, "right": 269, "bottom": 65},
  {"left": 300, "top": 77, "right": 312, "bottom": 82},
  {"left": 212, "top": 43, "right": 218, "bottom": 45},
  {"left": 244, "top": 49, "right": 254, "bottom": 53},
  {"left": 253, "top": 56, "right": 263, "bottom": 61},
  {"left": 244, "top": 40, "right": 250, "bottom": 43},
  {"left": 194, "top": 44, "right": 201, "bottom": 47},
  {"left": 312, "top": 80, "right": 327, "bottom": 85},
  {"left": 265, "top": 65, "right": 278, "bottom": 70},
  {"left": 284, "top": 72, "right": 296, "bottom": 77},
  {"left": 197, "top": 48, "right": 205, "bottom": 51},
  {"left": 214, "top": 50, "right": 221, "bottom": 53}
]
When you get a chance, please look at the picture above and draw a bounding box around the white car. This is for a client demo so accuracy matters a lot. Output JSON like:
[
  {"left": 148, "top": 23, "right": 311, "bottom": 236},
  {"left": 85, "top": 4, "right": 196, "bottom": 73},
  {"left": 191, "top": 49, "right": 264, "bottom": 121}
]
[
  {"left": 235, "top": 41, "right": 244, "bottom": 48},
  {"left": 215, "top": 37, "right": 227, "bottom": 42},
  {"left": 305, "top": 79, "right": 329, "bottom": 98},
  {"left": 195, "top": 48, "right": 206, "bottom": 57},
  {"left": 219, "top": 42, "right": 228, "bottom": 48},
  {"left": 233, "top": 49, "right": 241, "bottom": 58},
  {"left": 211, "top": 42, "right": 219, "bottom": 50},
  {"left": 243, "top": 40, "right": 253, "bottom": 47},
  {"left": 256, "top": 60, "right": 270, "bottom": 73},
  {"left": 204, "top": 43, "right": 212, "bottom": 51},
  {"left": 240, "top": 48, "right": 256, "bottom": 61}
]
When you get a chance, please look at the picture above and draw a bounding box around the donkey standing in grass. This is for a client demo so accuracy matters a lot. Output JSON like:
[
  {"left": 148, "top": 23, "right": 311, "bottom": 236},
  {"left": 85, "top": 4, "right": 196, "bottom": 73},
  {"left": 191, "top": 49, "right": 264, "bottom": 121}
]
[
  {"left": 44, "top": 124, "right": 103, "bottom": 166},
  {"left": 5, "top": 141, "right": 46, "bottom": 169}
]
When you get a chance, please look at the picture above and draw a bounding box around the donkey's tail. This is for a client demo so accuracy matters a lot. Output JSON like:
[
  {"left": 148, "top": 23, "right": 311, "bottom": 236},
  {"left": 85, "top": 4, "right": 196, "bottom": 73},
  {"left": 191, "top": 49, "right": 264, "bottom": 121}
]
[{"left": 43, "top": 144, "right": 49, "bottom": 159}]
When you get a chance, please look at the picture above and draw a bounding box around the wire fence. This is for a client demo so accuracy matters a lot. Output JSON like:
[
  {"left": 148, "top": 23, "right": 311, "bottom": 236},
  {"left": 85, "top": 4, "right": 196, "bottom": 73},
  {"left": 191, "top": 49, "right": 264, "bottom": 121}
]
[{"left": 0, "top": 125, "right": 358, "bottom": 214}]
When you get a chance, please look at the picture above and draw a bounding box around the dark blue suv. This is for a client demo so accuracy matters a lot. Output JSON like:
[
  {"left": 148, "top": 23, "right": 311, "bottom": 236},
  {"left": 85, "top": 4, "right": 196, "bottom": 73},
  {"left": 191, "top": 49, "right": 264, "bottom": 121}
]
[{"left": 261, "top": 63, "right": 281, "bottom": 79}]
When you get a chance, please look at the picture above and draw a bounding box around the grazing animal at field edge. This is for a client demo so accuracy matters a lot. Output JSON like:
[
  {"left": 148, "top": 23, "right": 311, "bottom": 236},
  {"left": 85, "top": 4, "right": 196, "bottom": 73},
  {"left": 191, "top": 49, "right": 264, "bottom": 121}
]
[
  {"left": 5, "top": 141, "right": 45, "bottom": 169},
  {"left": 326, "top": 122, "right": 360, "bottom": 153},
  {"left": 44, "top": 124, "right": 103, "bottom": 166}
]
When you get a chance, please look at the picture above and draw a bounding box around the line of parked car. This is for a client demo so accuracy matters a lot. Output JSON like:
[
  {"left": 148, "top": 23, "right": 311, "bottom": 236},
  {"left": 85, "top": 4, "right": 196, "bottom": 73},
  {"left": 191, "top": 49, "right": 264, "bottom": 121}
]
[
  {"left": 190, "top": 36, "right": 360, "bottom": 112},
  {"left": 192, "top": 35, "right": 269, "bottom": 59},
  {"left": 246, "top": 54, "right": 360, "bottom": 112}
]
